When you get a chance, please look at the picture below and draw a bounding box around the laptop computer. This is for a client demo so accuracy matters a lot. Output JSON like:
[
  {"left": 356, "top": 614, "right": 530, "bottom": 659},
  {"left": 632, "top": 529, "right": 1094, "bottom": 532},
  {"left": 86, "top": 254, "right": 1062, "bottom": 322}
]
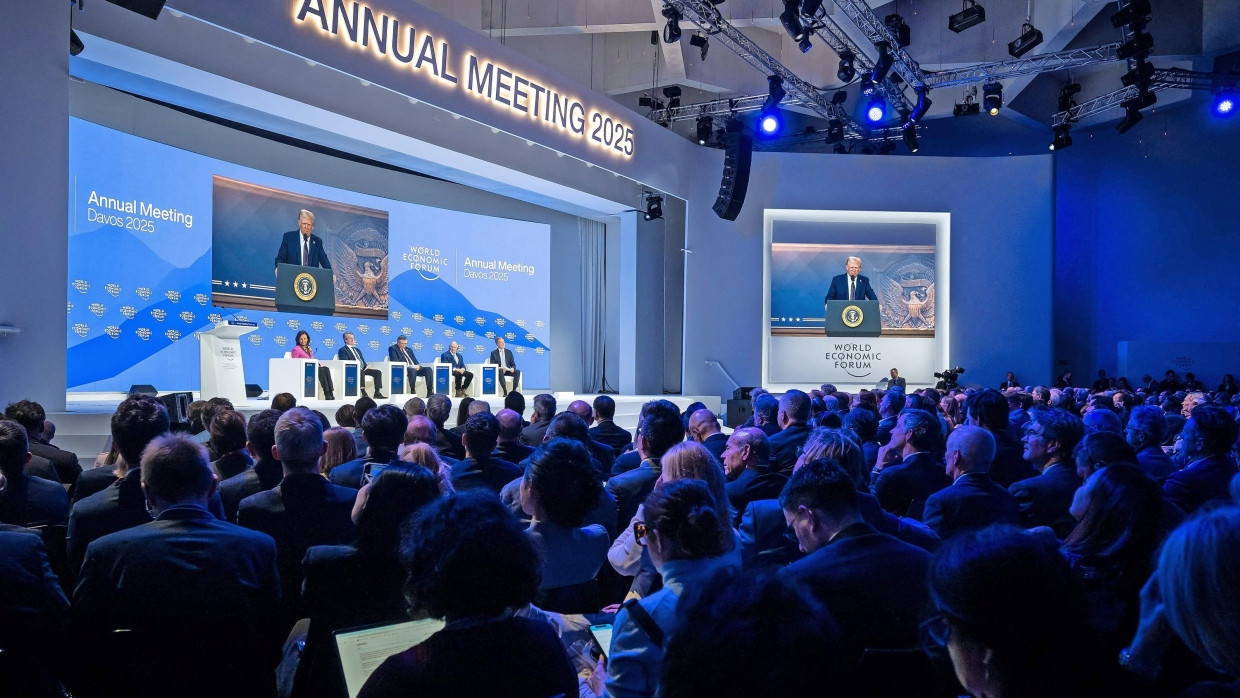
[{"left": 333, "top": 618, "right": 446, "bottom": 697}]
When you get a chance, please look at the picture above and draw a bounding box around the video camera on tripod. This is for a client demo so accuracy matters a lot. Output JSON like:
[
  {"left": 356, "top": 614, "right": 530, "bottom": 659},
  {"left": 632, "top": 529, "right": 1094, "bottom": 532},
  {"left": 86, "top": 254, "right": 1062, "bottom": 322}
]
[{"left": 934, "top": 367, "right": 966, "bottom": 390}]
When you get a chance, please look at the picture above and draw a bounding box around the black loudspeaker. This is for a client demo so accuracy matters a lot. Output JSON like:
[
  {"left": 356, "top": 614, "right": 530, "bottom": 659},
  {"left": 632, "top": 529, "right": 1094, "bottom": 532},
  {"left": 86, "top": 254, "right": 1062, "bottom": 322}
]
[
  {"left": 246, "top": 384, "right": 264, "bottom": 398},
  {"left": 726, "top": 399, "right": 753, "bottom": 428},
  {"left": 128, "top": 384, "right": 157, "bottom": 397},
  {"left": 105, "top": 0, "right": 167, "bottom": 20},
  {"left": 712, "top": 126, "right": 753, "bottom": 221},
  {"left": 732, "top": 386, "right": 758, "bottom": 401},
  {"left": 158, "top": 392, "right": 193, "bottom": 424}
]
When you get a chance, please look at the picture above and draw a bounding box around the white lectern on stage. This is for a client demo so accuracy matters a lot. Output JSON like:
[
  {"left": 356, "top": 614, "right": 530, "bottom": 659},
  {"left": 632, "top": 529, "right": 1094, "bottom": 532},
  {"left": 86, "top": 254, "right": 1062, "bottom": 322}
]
[{"left": 199, "top": 321, "right": 257, "bottom": 402}]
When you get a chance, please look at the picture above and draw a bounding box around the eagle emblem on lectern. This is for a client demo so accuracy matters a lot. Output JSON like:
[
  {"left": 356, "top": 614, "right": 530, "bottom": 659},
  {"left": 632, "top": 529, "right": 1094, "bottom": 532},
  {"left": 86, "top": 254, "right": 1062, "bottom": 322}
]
[{"left": 334, "top": 223, "right": 389, "bottom": 309}]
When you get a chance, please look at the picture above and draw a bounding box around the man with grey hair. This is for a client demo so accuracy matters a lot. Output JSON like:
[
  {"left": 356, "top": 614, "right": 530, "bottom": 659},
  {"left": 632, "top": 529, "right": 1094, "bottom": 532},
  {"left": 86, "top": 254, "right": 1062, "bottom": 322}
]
[
  {"left": 275, "top": 208, "right": 331, "bottom": 271},
  {"left": 751, "top": 393, "right": 780, "bottom": 438},
  {"left": 1125, "top": 405, "right": 1176, "bottom": 482},
  {"left": 494, "top": 409, "right": 534, "bottom": 465},
  {"left": 238, "top": 407, "right": 355, "bottom": 618},
  {"left": 520, "top": 394, "right": 557, "bottom": 447},
  {"left": 73, "top": 433, "right": 281, "bottom": 696},
  {"left": 825, "top": 255, "right": 877, "bottom": 303},
  {"left": 721, "top": 427, "right": 785, "bottom": 524},
  {"left": 870, "top": 409, "right": 950, "bottom": 520},
  {"left": 338, "top": 332, "right": 385, "bottom": 399},
  {"left": 425, "top": 394, "right": 464, "bottom": 461},
  {"left": 440, "top": 341, "right": 474, "bottom": 397},
  {"left": 922, "top": 425, "right": 1020, "bottom": 540}
]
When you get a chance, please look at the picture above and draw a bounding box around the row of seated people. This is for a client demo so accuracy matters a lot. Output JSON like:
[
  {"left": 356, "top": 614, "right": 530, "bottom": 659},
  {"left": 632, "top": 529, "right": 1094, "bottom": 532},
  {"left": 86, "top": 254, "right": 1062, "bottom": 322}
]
[{"left": 2, "top": 378, "right": 1239, "bottom": 697}]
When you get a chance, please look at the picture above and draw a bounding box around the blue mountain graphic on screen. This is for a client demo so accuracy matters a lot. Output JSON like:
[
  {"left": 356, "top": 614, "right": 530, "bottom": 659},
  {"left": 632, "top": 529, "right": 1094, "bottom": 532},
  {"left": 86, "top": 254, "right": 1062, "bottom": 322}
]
[{"left": 388, "top": 270, "right": 548, "bottom": 352}]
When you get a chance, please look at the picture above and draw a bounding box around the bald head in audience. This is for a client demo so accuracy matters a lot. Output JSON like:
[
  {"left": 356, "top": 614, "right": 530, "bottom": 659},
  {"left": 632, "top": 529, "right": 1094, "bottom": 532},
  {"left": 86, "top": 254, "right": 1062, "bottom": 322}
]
[
  {"left": 496, "top": 409, "right": 524, "bottom": 444},
  {"left": 945, "top": 425, "right": 997, "bottom": 480},
  {"left": 568, "top": 400, "right": 594, "bottom": 425},
  {"left": 688, "top": 410, "right": 722, "bottom": 444}
]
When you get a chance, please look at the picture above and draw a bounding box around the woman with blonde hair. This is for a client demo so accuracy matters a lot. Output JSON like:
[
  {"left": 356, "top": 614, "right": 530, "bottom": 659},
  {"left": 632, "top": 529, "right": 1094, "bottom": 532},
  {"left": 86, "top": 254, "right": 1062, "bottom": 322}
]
[
  {"left": 399, "top": 441, "right": 455, "bottom": 495},
  {"left": 320, "top": 426, "right": 357, "bottom": 477}
]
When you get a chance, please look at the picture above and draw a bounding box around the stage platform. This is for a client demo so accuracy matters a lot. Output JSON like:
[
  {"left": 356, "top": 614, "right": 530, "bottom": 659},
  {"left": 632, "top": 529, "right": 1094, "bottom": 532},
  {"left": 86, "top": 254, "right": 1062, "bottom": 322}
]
[{"left": 51, "top": 392, "right": 721, "bottom": 464}]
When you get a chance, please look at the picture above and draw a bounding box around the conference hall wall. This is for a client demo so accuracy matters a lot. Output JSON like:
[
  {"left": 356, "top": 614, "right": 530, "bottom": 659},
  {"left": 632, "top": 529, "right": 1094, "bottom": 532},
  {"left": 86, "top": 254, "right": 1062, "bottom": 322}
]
[{"left": 65, "top": 97, "right": 583, "bottom": 393}]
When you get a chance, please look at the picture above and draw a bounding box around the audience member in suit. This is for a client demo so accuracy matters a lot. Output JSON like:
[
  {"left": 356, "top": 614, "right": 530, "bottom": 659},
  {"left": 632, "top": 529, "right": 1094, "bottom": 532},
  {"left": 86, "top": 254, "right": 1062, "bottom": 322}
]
[
  {"left": 1072, "top": 431, "right": 1137, "bottom": 483},
  {"left": 449, "top": 411, "right": 522, "bottom": 494},
  {"left": 875, "top": 388, "right": 906, "bottom": 446},
  {"left": 606, "top": 400, "right": 683, "bottom": 528},
  {"left": 1009, "top": 407, "right": 1085, "bottom": 538},
  {"left": 1083, "top": 407, "right": 1124, "bottom": 436},
  {"left": 588, "top": 395, "right": 633, "bottom": 457},
  {"left": 207, "top": 409, "right": 252, "bottom": 481},
  {"left": 23, "top": 451, "right": 60, "bottom": 484},
  {"left": 566, "top": 400, "right": 617, "bottom": 471},
  {"left": 823, "top": 256, "right": 878, "bottom": 303},
  {"left": 721, "top": 427, "right": 786, "bottom": 525},
  {"left": 752, "top": 393, "right": 782, "bottom": 438},
  {"left": 610, "top": 448, "right": 643, "bottom": 477},
  {"left": 237, "top": 408, "right": 356, "bottom": 623},
  {"left": 999, "top": 371, "right": 1021, "bottom": 390},
  {"left": 447, "top": 396, "right": 475, "bottom": 442},
  {"left": 779, "top": 460, "right": 933, "bottom": 660},
  {"left": 387, "top": 335, "right": 433, "bottom": 398},
  {"left": 1006, "top": 390, "right": 1033, "bottom": 440},
  {"left": 337, "top": 332, "right": 385, "bottom": 399},
  {"left": 399, "top": 415, "right": 458, "bottom": 469},
  {"left": 350, "top": 396, "right": 377, "bottom": 455},
  {"left": 870, "top": 409, "right": 950, "bottom": 520},
  {"left": 0, "top": 518, "right": 69, "bottom": 697},
  {"left": 602, "top": 480, "right": 740, "bottom": 698},
  {"left": 520, "top": 439, "right": 609, "bottom": 597},
  {"left": 1124, "top": 405, "right": 1178, "bottom": 483},
  {"left": 70, "top": 433, "right": 281, "bottom": 698},
  {"left": 503, "top": 391, "right": 528, "bottom": 424},
  {"left": 519, "top": 393, "right": 556, "bottom": 447},
  {"left": 5, "top": 400, "right": 81, "bottom": 485},
  {"left": 494, "top": 408, "right": 535, "bottom": 465},
  {"left": 487, "top": 336, "right": 522, "bottom": 395},
  {"left": 688, "top": 410, "right": 729, "bottom": 465},
  {"left": 1163, "top": 405, "right": 1239, "bottom": 514},
  {"left": 357, "top": 492, "right": 577, "bottom": 698},
  {"left": 841, "top": 407, "right": 880, "bottom": 470},
  {"left": 218, "top": 410, "right": 284, "bottom": 523},
  {"left": 67, "top": 396, "right": 173, "bottom": 573},
  {"left": 328, "top": 404, "right": 408, "bottom": 489},
  {"left": 439, "top": 341, "right": 473, "bottom": 397},
  {"left": 963, "top": 389, "right": 1038, "bottom": 487},
  {"left": 191, "top": 397, "right": 234, "bottom": 454},
  {"left": 923, "top": 425, "right": 1021, "bottom": 540},
  {"left": 0, "top": 420, "right": 70, "bottom": 529},
  {"left": 424, "top": 394, "right": 465, "bottom": 462},
  {"left": 923, "top": 526, "right": 1125, "bottom": 698},
  {"left": 294, "top": 467, "right": 441, "bottom": 698},
  {"left": 887, "top": 368, "right": 907, "bottom": 390},
  {"left": 768, "top": 390, "right": 813, "bottom": 474}
]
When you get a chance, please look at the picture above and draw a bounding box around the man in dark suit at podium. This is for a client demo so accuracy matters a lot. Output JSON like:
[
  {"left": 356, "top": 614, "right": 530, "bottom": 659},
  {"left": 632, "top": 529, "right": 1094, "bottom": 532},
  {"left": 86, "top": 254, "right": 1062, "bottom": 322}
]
[
  {"left": 388, "top": 336, "right": 433, "bottom": 398},
  {"left": 337, "top": 332, "right": 385, "bottom": 399},
  {"left": 273, "top": 209, "right": 332, "bottom": 271},
  {"left": 488, "top": 337, "right": 521, "bottom": 396},
  {"left": 824, "top": 256, "right": 878, "bottom": 304},
  {"left": 440, "top": 341, "right": 474, "bottom": 397}
]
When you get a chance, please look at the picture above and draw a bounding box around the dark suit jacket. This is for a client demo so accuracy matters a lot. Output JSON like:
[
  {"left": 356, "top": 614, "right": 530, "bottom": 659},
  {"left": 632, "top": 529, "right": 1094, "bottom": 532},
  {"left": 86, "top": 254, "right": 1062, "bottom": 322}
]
[
  {"left": 30, "top": 442, "right": 81, "bottom": 485},
  {"left": 922, "top": 472, "right": 1021, "bottom": 540},
  {"left": 0, "top": 474, "right": 70, "bottom": 528},
  {"left": 1136, "top": 445, "right": 1178, "bottom": 483},
  {"left": 450, "top": 456, "right": 522, "bottom": 495},
  {"left": 440, "top": 350, "right": 468, "bottom": 370},
  {"left": 387, "top": 343, "right": 424, "bottom": 366},
  {"left": 700, "top": 432, "right": 729, "bottom": 465},
  {"left": 888, "top": 376, "right": 907, "bottom": 390},
  {"left": 1163, "top": 454, "right": 1238, "bottom": 515},
  {"left": 587, "top": 438, "right": 616, "bottom": 473},
  {"left": 327, "top": 449, "right": 400, "bottom": 490},
  {"left": 71, "top": 464, "right": 121, "bottom": 504},
  {"left": 768, "top": 423, "right": 811, "bottom": 474},
  {"left": 0, "top": 524, "right": 68, "bottom": 689},
  {"left": 488, "top": 347, "right": 518, "bottom": 370},
  {"left": 606, "top": 458, "right": 662, "bottom": 528},
  {"left": 500, "top": 476, "right": 619, "bottom": 540},
  {"left": 336, "top": 343, "right": 370, "bottom": 367},
  {"left": 876, "top": 415, "right": 898, "bottom": 446},
  {"left": 1009, "top": 463, "right": 1083, "bottom": 538},
  {"left": 988, "top": 431, "right": 1039, "bottom": 488},
  {"left": 435, "top": 426, "right": 465, "bottom": 461},
  {"left": 274, "top": 230, "right": 331, "bottom": 269},
  {"left": 72, "top": 505, "right": 282, "bottom": 697},
  {"left": 589, "top": 421, "right": 633, "bottom": 456},
  {"left": 211, "top": 450, "right": 253, "bottom": 481},
  {"left": 825, "top": 273, "right": 878, "bottom": 303},
  {"left": 725, "top": 467, "right": 788, "bottom": 525},
  {"left": 609, "top": 448, "right": 643, "bottom": 477},
  {"left": 219, "top": 457, "right": 284, "bottom": 522},
  {"left": 237, "top": 473, "right": 356, "bottom": 618},
  {"left": 520, "top": 419, "right": 550, "bottom": 447},
  {"left": 24, "top": 453, "right": 58, "bottom": 483},
  {"left": 780, "top": 522, "right": 932, "bottom": 656},
  {"left": 494, "top": 440, "right": 534, "bottom": 466},
  {"left": 869, "top": 451, "right": 951, "bottom": 521}
]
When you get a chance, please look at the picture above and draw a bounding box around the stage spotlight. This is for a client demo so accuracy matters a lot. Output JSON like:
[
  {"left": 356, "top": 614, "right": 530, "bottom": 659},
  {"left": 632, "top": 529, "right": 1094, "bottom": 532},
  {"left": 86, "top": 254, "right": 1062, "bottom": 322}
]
[
  {"left": 1049, "top": 124, "right": 1072, "bottom": 151},
  {"left": 953, "top": 101, "right": 980, "bottom": 117},
  {"left": 869, "top": 42, "right": 893, "bottom": 84},
  {"left": 949, "top": 0, "right": 985, "bottom": 33},
  {"left": 1122, "top": 62, "right": 1155, "bottom": 88},
  {"left": 690, "top": 33, "right": 709, "bottom": 60},
  {"left": 759, "top": 114, "right": 780, "bottom": 134},
  {"left": 1122, "top": 88, "right": 1157, "bottom": 112},
  {"left": 884, "top": 14, "right": 911, "bottom": 48},
  {"left": 801, "top": 0, "right": 825, "bottom": 16},
  {"left": 836, "top": 50, "right": 856, "bottom": 83},
  {"left": 662, "top": 86, "right": 682, "bottom": 110},
  {"left": 833, "top": 143, "right": 848, "bottom": 154},
  {"left": 661, "top": 6, "right": 683, "bottom": 43},
  {"left": 1116, "top": 31, "right": 1154, "bottom": 61},
  {"left": 1008, "top": 22, "right": 1043, "bottom": 58},
  {"left": 831, "top": 91, "right": 847, "bottom": 106},
  {"left": 1215, "top": 93, "right": 1237, "bottom": 117},
  {"left": 1058, "top": 83, "right": 1082, "bottom": 111},
  {"left": 866, "top": 98, "right": 886, "bottom": 123},
  {"left": 70, "top": 29, "right": 84, "bottom": 55},
  {"left": 643, "top": 194, "right": 664, "bottom": 221},
  {"left": 1116, "top": 106, "right": 1143, "bottom": 134},
  {"left": 826, "top": 119, "right": 845, "bottom": 143},
  {"left": 909, "top": 87, "right": 932, "bottom": 122},
  {"left": 983, "top": 82, "right": 1003, "bottom": 115},
  {"left": 1110, "top": 0, "right": 1151, "bottom": 29},
  {"left": 780, "top": 0, "right": 809, "bottom": 43},
  {"left": 696, "top": 116, "right": 713, "bottom": 145},
  {"left": 762, "top": 75, "right": 787, "bottom": 113},
  {"left": 902, "top": 125, "right": 919, "bottom": 153}
]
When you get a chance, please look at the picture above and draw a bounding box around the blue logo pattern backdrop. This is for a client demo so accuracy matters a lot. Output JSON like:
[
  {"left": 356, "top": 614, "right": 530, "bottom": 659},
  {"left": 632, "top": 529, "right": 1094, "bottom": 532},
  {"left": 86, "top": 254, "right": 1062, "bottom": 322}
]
[{"left": 67, "top": 118, "right": 551, "bottom": 392}]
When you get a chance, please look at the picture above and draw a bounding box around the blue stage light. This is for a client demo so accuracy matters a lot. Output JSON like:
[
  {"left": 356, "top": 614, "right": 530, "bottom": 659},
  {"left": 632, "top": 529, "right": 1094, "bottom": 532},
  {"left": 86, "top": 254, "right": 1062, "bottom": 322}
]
[
  {"left": 866, "top": 99, "right": 886, "bottom": 123},
  {"left": 1215, "top": 95, "right": 1236, "bottom": 117},
  {"left": 760, "top": 114, "right": 780, "bottom": 133}
]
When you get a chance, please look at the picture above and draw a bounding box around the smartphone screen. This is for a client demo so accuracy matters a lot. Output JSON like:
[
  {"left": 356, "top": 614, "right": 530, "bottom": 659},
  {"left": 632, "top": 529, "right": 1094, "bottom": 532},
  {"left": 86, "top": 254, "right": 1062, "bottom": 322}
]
[
  {"left": 589, "top": 624, "right": 614, "bottom": 661},
  {"left": 362, "top": 463, "right": 389, "bottom": 485}
]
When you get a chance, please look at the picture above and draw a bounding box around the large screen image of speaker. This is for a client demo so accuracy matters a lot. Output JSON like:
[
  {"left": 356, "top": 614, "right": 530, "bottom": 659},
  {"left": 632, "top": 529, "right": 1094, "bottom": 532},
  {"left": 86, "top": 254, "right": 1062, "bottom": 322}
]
[{"left": 67, "top": 118, "right": 551, "bottom": 393}]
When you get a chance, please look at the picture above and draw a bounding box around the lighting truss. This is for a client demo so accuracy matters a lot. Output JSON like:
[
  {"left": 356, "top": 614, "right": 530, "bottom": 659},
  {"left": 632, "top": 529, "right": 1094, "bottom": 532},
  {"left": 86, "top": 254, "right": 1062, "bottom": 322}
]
[
  {"left": 1050, "top": 69, "right": 1240, "bottom": 126},
  {"left": 751, "top": 125, "right": 908, "bottom": 151},
  {"left": 662, "top": 0, "right": 863, "bottom": 135},
  {"left": 829, "top": 0, "right": 926, "bottom": 87},
  {"left": 921, "top": 43, "right": 1122, "bottom": 89},
  {"left": 797, "top": 5, "right": 914, "bottom": 113}
]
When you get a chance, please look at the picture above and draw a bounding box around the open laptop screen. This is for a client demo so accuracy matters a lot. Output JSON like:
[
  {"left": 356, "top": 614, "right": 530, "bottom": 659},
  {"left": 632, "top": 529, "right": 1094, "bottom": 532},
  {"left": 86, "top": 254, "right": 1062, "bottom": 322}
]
[{"left": 334, "top": 618, "right": 446, "bottom": 697}]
